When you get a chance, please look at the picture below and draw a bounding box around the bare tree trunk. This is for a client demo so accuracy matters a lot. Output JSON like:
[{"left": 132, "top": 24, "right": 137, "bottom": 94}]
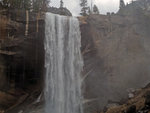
[
  {"left": 36, "top": 13, "right": 40, "bottom": 33},
  {"left": 0, "top": 16, "right": 7, "bottom": 41},
  {"left": 25, "top": 10, "right": 29, "bottom": 36}
]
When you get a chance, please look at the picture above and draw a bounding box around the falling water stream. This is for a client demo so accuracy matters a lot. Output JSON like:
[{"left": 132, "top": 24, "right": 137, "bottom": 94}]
[{"left": 44, "top": 13, "right": 83, "bottom": 113}]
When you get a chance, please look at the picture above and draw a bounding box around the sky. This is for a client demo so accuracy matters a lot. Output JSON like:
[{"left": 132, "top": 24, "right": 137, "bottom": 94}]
[{"left": 51, "top": 0, "right": 132, "bottom": 15}]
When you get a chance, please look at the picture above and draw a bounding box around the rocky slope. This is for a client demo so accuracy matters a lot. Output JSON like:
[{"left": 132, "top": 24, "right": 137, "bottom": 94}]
[{"left": 104, "top": 84, "right": 150, "bottom": 113}]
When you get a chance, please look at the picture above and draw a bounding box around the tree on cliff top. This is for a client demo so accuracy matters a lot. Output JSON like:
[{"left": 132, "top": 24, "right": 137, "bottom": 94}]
[
  {"left": 80, "top": 0, "right": 88, "bottom": 16},
  {"left": 120, "top": 0, "right": 125, "bottom": 9},
  {"left": 93, "top": 4, "right": 99, "bottom": 14},
  {"left": 60, "top": 0, "right": 64, "bottom": 8},
  {"left": 33, "top": 0, "right": 50, "bottom": 12}
]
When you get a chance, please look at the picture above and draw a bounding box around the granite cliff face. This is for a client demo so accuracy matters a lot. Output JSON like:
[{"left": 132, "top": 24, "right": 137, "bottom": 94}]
[{"left": 80, "top": 6, "right": 150, "bottom": 112}]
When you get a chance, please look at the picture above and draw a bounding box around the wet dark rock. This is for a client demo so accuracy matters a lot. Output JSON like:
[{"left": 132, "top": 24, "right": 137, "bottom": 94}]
[
  {"left": 145, "top": 91, "right": 150, "bottom": 106},
  {"left": 0, "top": 12, "right": 45, "bottom": 111},
  {"left": 126, "top": 105, "right": 136, "bottom": 113}
]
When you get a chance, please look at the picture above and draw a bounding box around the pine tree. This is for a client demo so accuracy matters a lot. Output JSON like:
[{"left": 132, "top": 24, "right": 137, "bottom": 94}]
[
  {"left": 1, "top": 0, "right": 31, "bottom": 9},
  {"left": 60, "top": 0, "right": 64, "bottom": 8},
  {"left": 0, "top": 0, "right": 50, "bottom": 11},
  {"left": 24, "top": 0, "right": 32, "bottom": 10},
  {"left": 0, "top": 2, "right": 2, "bottom": 8},
  {"left": 93, "top": 4, "right": 99, "bottom": 14},
  {"left": 33, "top": 0, "right": 50, "bottom": 12},
  {"left": 33, "top": 0, "right": 42, "bottom": 11},
  {"left": 1, "top": 0, "right": 10, "bottom": 8},
  {"left": 80, "top": 0, "right": 88, "bottom": 16},
  {"left": 120, "top": 0, "right": 125, "bottom": 9},
  {"left": 88, "top": 7, "right": 91, "bottom": 15}
]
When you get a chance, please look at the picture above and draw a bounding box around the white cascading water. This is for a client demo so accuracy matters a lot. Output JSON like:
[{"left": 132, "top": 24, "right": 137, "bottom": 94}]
[{"left": 44, "top": 13, "right": 83, "bottom": 113}]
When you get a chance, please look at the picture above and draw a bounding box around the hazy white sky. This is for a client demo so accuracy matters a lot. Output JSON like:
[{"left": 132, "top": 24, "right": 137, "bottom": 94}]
[{"left": 51, "top": 0, "right": 132, "bottom": 15}]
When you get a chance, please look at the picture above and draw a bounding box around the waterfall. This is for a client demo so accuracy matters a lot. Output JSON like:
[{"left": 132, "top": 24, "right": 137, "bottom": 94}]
[{"left": 44, "top": 13, "right": 83, "bottom": 113}]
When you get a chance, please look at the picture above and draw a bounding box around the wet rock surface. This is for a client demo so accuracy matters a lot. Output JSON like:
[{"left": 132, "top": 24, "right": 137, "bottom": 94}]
[
  {"left": 0, "top": 11, "right": 45, "bottom": 112},
  {"left": 126, "top": 105, "right": 136, "bottom": 113}
]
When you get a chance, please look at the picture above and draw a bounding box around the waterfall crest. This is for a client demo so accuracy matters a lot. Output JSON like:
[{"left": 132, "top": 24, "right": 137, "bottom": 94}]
[{"left": 44, "top": 13, "right": 83, "bottom": 113}]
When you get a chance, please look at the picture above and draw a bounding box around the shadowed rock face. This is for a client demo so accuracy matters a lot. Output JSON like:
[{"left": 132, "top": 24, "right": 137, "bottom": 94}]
[
  {"left": 81, "top": 11, "right": 150, "bottom": 112},
  {"left": 0, "top": 12, "right": 45, "bottom": 111}
]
